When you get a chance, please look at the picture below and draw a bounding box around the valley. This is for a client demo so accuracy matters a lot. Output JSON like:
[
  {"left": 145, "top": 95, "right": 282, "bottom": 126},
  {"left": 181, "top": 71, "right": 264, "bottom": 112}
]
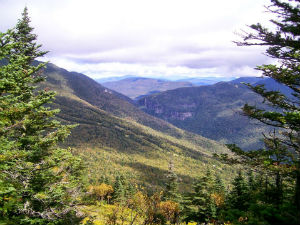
[
  {"left": 41, "top": 63, "right": 234, "bottom": 191},
  {"left": 2, "top": 2, "right": 299, "bottom": 223},
  {"left": 97, "top": 74, "right": 289, "bottom": 150}
]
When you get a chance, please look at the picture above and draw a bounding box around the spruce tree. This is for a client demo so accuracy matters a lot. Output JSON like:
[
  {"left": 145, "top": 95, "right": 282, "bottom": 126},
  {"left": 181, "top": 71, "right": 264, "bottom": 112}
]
[
  {"left": 126, "top": 182, "right": 136, "bottom": 199},
  {"left": 112, "top": 175, "right": 125, "bottom": 203},
  {"left": 228, "top": 171, "right": 249, "bottom": 211},
  {"left": 247, "top": 170, "right": 256, "bottom": 192},
  {"left": 0, "top": 8, "right": 84, "bottom": 225},
  {"left": 214, "top": 174, "right": 225, "bottom": 195},
  {"left": 235, "top": 0, "right": 300, "bottom": 215},
  {"left": 191, "top": 169, "right": 217, "bottom": 223},
  {"left": 163, "top": 160, "right": 180, "bottom": 203}
]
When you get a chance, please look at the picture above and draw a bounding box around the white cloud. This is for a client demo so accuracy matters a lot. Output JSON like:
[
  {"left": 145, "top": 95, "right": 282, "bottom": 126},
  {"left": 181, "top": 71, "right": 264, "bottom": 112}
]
[{"left": 1, "top": 0, "right": 273, "bottom": 78}]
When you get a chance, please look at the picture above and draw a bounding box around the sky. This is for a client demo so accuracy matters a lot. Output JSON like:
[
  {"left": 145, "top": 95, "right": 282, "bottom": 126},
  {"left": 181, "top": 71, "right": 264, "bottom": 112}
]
[{"left": 0, "top": 0, "right": 274, "bottom": 80}]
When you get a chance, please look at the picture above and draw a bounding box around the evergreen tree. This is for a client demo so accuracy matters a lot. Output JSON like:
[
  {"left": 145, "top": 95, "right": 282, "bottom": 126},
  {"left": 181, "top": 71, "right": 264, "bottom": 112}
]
[
  {"left": 191, "top": 169, "right": 217, "bottom": 223},
  {"left": 126, "top": 182, "right": 136, "bottom": 199},
  {"left": 228, "top": 171, "right": 249, "bottom": 211},
  {"left": 163, "top": 159, "right": 180, "bottom": 203},
  {"left": 112, "top": 175, "right": 125, "bottom": 203},
  {"left": 104, "top": 176, "right": 112, "bottom": 185},
  {"left": 214, "top": 1, "right": 300, "bottom": 223},
  {"left": 0, "top": 8, "right": 84, "bottom": 225},
  {"left": 98, "top": 175, "right": 112, "bottom": 185},
  {"left": 214, "top": 174, "right": 225, "bottom": 195},
  {"left": 212, "top": 174, "right": 225, "bottom": 215},
  {"left": 235, "top": 0, "right": 300, "bottom": 216},
  {"left": 247, "top": 170, "right": 256, "bottom": 192},
  {"left": 98, "top": 175, "right": 106, "bottom": 184}
]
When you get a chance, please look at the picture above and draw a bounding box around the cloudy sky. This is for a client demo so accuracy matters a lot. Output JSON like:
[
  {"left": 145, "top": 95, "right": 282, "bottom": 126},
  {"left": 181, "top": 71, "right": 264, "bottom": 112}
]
[{"left": 0, "top": 0, "right": 274, "bottom": 79}]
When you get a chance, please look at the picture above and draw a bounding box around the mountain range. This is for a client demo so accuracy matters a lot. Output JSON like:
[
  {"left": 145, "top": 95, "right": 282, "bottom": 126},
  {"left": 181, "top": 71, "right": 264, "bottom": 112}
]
[
  {"left": 101, "top": 77, "right": 195, "bottom": 99},
  {"left": 40, "top": 61, "right": 290, "bottom": 189},
  {"left": 176, "top": 77, "right": 236, "bottom": 85},
  {"left": 99, "top": 76, "right": 237, "bottom": 99},
  {"left": 136, "top": 77, "right": 291, "bottom": 150},
  {"left": 95, "top": 73, "right": 290, "bottom": 150},
  {"left": 40, "top": 62, "right": 233, "bottom": 191}
]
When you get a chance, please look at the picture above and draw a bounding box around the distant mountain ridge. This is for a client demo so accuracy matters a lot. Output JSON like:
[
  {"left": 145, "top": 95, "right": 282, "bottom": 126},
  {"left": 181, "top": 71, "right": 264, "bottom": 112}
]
[
  {"left": 176, "top": 77, "right": 236, "bottom": 85},
  {"left": 39, "top": 62, "right": 232, "bottom": 190},
  {"left": 95, "top": 75, "right": 136, "bottom": 83},
  {"left": 98, "top": 76, "right": 239, "bottom": 99},
  {"left": 101, "top": 77, "right": 195, "bottom": 99},
  {"left": 136, "top": 77, "right": 292, "bottom": 150}
]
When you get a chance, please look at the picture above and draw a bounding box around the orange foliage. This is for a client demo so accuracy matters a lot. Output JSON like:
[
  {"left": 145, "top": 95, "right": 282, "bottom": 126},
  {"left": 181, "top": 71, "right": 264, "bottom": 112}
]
[
  {"left": 159, "top": 200, "right": 180, "bottom": 222},
  {"left": 211, "top": 192, "right": 225, "bottom": 207}
]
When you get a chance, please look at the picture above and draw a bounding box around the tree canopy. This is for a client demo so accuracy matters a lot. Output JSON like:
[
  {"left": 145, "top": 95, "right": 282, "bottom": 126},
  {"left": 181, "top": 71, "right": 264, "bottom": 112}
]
[{"left": 0, "top": 7, "right": 85, "bottom": 225}]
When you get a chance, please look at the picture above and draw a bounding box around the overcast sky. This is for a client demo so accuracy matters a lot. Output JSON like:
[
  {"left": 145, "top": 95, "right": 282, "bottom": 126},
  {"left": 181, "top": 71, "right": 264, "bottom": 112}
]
[{"left": 0, "top": 0, "right": 274, "bottom": 79}]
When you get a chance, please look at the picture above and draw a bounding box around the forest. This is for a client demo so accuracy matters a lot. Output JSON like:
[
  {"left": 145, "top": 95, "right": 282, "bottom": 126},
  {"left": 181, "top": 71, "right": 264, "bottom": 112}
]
[{"left": 0, "top": 0, "right": 299, "bottom": 224}]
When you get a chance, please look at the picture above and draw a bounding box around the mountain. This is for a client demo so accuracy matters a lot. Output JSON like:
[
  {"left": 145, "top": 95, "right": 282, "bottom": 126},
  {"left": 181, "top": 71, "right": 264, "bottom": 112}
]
[
  {"left": 101, "top": 77, "right": 195, "bottom": 99},
  {"left": 41, "top": 62, "right": 233, "bottom": 190},
  {"left": 95, "top": 75, "right": 136, "bottom": 83},
  {"left": 231, "top": 76, "right": 294, "bottom": 98},
  {"left": 230, "top": 76, "right": 266, "bottom": 85},
  {"left": 136, "top": 77, "right": 295, "bottom": 150},
  {"left": 176, "top": 77, "right": 236, "bottom": 85},
  {"left": 255, "top": 78, "right": 294, "bottom": 98},
  {"left": 136, "top": 81, "right": 271, "bottom": 150}
]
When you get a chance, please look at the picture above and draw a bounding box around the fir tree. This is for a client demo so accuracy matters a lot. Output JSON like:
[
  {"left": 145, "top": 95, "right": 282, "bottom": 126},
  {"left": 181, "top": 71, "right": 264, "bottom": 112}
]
[
  {"left": 228, "top": 171, "right": 249, "bottom": 211},
  {"left": 112, "top": 175, "right": 125, "bottom": 203},
  {"left": 235, "top": 0, "right": 300, "bottom": 216},
  {"left": 215, "top": 1, "right": 300, "bottom": 222},
  {"left": 0, "top": 8, "right": 84, "bottom": 225},
  {"left": 247, "top": 170, "right": 256, "bottom": 192},
  {"left": 163, "top": 159, "right": 180, "bottom": 203},
  {"left": 214, "top": 174, "right": 225, "bottom": 195},
  {"left": 191, "top": 169, "right": 217, "bottom": 223},
  {"left": 126, "top": 182, "right": 136, "bottom": 199}
]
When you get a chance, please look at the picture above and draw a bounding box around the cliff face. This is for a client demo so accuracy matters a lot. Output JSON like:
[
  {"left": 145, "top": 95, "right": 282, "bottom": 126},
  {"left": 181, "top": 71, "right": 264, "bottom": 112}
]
[
  {"left": 140, "top": 98, "right": 194, "bottom": 120},
  {"left": 137, "top": 82, "right": 268, "bottom": 150}
]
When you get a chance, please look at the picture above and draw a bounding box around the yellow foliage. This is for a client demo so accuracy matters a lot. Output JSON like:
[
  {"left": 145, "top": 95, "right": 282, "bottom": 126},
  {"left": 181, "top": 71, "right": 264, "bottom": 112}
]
[
  {"left": 80, "top": 217, "right": 90, "bottom": 225},
  {"left": 93, "top": 220, "right": 105, "bottom": 225},
  {"left": 92, "top": 183, "right": 114, "bottom": 201},
  {"left": 87, "top": 185, "right": 94, "bottom": 193},
  {"left": 159, "top": 200, "right": 180, "bottom": 222},
  {"left": 0, "top": 154, "right": 5, "bottom": 161},
  {"left": 52, "top": 166, "right": 60, "bottom": 174},
  {"left": 34, "top": 192, "right": 48, "bottom": 200},
  {"left": 128, "top": 191, "right": 147, "bottom": 211},
  {"left": 211, "top": 192, "right": 225, "bottom": 207}
]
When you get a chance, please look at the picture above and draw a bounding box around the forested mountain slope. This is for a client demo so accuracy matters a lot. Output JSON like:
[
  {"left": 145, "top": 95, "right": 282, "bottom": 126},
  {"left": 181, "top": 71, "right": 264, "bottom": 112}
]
[
  {"left": 43, "top": 63, "right": 195, "bottom": 136},
  {"left": 137, "top": 81, "right": 270, "bottom": 149},
  {"left": 40, "top": 62, "right": 233, "bottom": 190}
]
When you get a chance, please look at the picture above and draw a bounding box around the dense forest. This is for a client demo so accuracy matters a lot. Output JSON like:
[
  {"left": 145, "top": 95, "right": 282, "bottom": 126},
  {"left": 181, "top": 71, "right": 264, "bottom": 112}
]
[{"left": 0, "top": 0, "right": 299, "bottom": 224}]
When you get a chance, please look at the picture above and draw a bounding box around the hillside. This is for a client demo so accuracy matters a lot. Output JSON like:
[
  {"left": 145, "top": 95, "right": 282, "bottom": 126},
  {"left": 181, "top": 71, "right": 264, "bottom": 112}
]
[
  {"left": 40, "top": 63, "right": 233, "bottom": 190},
  {"left": 137, "top": 80, "right": 271, "bottom": 150},
  {"left": 101, "top": 77, "right": 194, "bottom": 99},
  {"left": 43, "top": 63, "right": 191, "bottom": 136},
  {"left": 176, "top": 77, "right": 236, "bottom": 85}
]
